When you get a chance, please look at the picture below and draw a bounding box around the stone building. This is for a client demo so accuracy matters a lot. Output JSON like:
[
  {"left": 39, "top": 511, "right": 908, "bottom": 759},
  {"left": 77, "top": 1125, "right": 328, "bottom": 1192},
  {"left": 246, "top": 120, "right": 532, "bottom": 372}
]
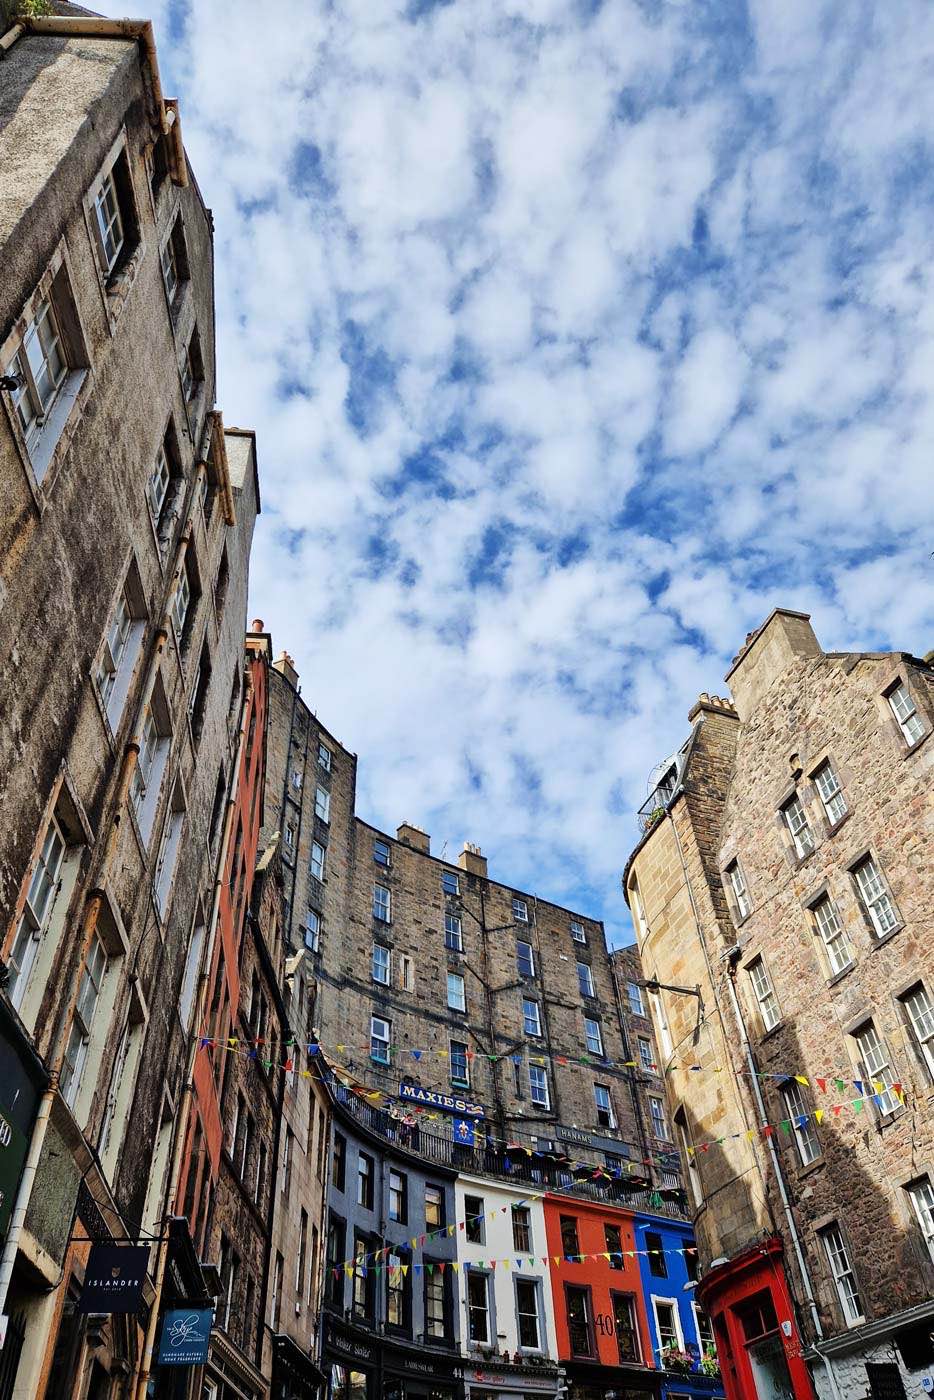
[
  {"left": 609, "top": 946, "right": 680, "bottom": 1187},
  {"left": 261, "top": 652, "right": 652, "bottom": 1177},
  {"left": 623, "top": 609, "right": 934, "bottom": 1400},
  {"left": 0, "top": 9, "right": 258, "bottom": 1396}
]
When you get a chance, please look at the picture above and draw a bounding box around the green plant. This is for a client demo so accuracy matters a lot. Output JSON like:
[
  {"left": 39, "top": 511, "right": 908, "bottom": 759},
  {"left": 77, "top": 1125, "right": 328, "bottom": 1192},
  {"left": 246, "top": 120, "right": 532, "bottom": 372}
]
[
  {"left": 661, "top": 1345, "right": 694, "bottom": 1374},
  {"left": 3, "top": 0, "right": 51, "bottom": 20}
]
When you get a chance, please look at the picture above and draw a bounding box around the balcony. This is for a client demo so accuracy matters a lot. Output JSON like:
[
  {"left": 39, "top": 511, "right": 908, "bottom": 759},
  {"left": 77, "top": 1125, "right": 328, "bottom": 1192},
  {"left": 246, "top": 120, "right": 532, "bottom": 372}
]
[{"left": 331, "top": 1084, "right": 687, "bottom": 1220}]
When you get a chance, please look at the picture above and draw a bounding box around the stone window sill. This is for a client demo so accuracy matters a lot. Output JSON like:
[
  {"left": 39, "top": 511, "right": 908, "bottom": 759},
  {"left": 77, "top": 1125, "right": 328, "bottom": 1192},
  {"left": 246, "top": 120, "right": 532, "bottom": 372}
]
[
  {"left": 795, "top": 1156, "right": 825, "bottom": 1181},
  {"left": 869, "top": 923, "right": 905, "bottom": 953},
  {"left": 902, "top": 727, "right": 932, "bottom": 760},
  {"left": 826, "top": 964, "right": 856, "bottom": 990},
  {"left": 824, "top": 811, "right": 852, "bottom": 840}
]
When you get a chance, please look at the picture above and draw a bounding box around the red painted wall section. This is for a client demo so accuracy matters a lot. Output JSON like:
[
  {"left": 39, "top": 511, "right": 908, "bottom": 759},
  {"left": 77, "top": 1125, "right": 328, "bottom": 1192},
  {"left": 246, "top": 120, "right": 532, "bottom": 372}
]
[
  {"left": 177, "top": 639, "right": 269, "bottom": 1235},
  {"left": 697, "top": 1238, "right": 816, "bottom": 1400},
  {"left": 543, "top": 1194, "right": 655, "bottom": 1372}
]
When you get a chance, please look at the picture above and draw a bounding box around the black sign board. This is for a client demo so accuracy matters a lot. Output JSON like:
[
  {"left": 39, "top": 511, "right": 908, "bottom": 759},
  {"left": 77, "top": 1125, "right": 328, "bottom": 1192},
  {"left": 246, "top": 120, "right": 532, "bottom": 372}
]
[
  {"left": 866, "top": 1363, "right": 907, "bottom": 1400},
  {"left": 77, "top": 1244, "right": 149, "bottom": 1313}
]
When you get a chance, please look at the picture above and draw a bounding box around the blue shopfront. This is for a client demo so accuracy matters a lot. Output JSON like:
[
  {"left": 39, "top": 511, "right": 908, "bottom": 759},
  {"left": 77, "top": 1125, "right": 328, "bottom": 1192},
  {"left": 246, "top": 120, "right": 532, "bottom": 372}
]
[{"left": 633, "top": 1211, "right": 725, "bottom": 1400}]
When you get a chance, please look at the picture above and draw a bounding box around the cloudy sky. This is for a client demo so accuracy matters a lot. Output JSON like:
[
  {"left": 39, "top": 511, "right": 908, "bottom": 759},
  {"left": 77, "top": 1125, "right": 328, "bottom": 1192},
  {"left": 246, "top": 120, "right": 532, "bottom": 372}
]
[{"left": 106, "top": 0, "right": 933, "bottom": 943}]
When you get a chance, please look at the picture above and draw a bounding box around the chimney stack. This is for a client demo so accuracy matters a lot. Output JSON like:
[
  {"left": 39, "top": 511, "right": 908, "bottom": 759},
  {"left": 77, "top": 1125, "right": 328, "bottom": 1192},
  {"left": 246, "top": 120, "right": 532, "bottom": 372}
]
[
  {"left": 396, "top": 823, "right": 430, "bottom": 854},
  {"left": 272, "top": 650, "right": 299, "bottom": 688},
  {"left": 458, "top": 843, "right": 487, "bottom": 878}
]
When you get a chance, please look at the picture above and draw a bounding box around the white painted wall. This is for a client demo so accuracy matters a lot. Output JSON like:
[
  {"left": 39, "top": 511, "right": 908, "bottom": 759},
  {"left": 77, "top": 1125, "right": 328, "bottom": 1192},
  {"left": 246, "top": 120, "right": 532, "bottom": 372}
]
[{"left": 454, "top": 1175, "right": 559, "bottom": 1362}]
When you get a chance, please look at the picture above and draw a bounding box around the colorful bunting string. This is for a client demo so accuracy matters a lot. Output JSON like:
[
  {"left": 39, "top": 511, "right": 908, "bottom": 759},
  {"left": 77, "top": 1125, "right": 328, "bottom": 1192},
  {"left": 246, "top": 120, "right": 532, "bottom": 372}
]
[{"left": 685, "top": 1086, "right": 905, "bottom": 1155}]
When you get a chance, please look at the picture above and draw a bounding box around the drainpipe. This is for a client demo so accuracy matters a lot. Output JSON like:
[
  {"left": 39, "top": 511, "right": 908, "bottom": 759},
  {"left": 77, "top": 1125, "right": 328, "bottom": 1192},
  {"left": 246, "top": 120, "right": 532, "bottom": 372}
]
[
  {"left": 132, "top": 660, "right": 253, "bottom": 1399},
  {"left": 723, "top": 967, "right": 843, "bottom": 1400}
]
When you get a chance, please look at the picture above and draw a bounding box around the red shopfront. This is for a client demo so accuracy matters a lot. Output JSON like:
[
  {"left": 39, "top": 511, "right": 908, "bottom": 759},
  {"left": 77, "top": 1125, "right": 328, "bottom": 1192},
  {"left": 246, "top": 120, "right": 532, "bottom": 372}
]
[{"left": 696, "top": 1237, "right": 816, "bottom": 1400}]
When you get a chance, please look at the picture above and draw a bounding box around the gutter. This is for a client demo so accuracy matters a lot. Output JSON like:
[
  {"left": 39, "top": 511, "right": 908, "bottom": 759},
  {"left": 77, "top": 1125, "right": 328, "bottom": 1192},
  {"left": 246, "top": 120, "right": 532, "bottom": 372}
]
[{"left": 20, "top": 16, "right": 188, "bottom": 186}]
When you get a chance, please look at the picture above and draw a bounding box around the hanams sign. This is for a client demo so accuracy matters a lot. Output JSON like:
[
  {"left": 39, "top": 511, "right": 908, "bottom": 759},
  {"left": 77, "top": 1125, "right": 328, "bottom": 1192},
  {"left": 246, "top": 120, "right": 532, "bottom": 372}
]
[
  {"left": 77, "top": 1244, "right": 149, "bottom": 1313},
  {"left": 157, "top": 1307, "right": 213, "bottom": 1366},
  {"left": 398, "top": 1083, "right": 484, "bottom": 1118}
]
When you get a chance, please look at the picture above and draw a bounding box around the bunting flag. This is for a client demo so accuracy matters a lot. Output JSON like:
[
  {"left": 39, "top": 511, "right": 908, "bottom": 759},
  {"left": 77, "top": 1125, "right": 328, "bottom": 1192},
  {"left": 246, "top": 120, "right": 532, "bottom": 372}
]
[{"left": 685, "top": 1086, "right": 905, "bottom": 1155}]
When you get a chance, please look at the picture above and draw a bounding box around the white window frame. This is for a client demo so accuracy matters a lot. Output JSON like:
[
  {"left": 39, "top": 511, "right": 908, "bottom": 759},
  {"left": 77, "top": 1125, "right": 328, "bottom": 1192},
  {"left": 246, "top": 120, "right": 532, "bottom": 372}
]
[
  {"left": 373, "top": 884, "right": 391, "bottom": 923},
  {"left": 577, "top": 961, "right": 595, "bottom": 999},
  {"left": 651, "top": 1296, "right": 684, "bottom": 1355},
  {"left": 444, "top": 913, "right": 463, "bottom": 951},
  {"left": 160, "top": 231, "right": 179, "bottom": 304},
  {"left": 638, "top": 1037, "right": 654, "bottom": 1071},
  {"left": 447, "top": 972, "right": 466, "bottom": 1012},
  {"left": 781, "top": 1080, "right": 820, "bottom": 1165},
  {"left": 450, "top": 1040, "right": 469, "bottom": 1087},
  {"left": 528, "top": 1063, "right": 549, "bottom": 1108},
  {"left": 648, "top": 1095, "right": 669, "bottom": 1140},
  {"left": 314, "top": 786, "right": 330, "bottom": 822},
  {"left": 154, "top": 787, "right": 185, "bottom": 916},
  {"left": 5, "top": 295, "right": 68, "bottom": 452},
  {"left": 515, "top": 1276, "right": 542, "bottom": 1351},
  {"left": 854, "top": 1022, "right": 900, "bottom": 1116},
  {"left": 60, "top": 931, "right": 108, "bottom": 1107},
  {"left": 522, "top": 998, "right": 542, "bottom": 1037},
  {"left": 782, "top": 794, "right": 814, "bottom": 858},
  {"left": 888, "top": 681, "right": 926, "bottom": 745},
  {"left": 748, "top": 958, "right": 781, "bottom": 1032},
  {"left": 516, "top": 940, "right": 535, "bottom": 978},
  {"left": 373, "top": 838, "right": 390, "bottom": 867},
  {"left": 727, "top": 861, "right": 751, "bottom": 919},
  {"left": 171, "top": 566, "right": 191, "bottom": 640},
  {"left": 512, "top": 897, "right": 529, "bottom": 922},
  {"left": 626, "top": 981, "right": 644, "bottom": 1016},
  {"left": 310, "top": 841, "right": 326, "bottom": 880},
  {"left": 304, "top": 908, "right": 320, "bottom": 952},
  {"left": 91, "top": 168, "right": 125, "bottom": 276},
  {"left": 441, "top": 870, "right": 459, "bottom": 896},
  {"left": 814, "top": 761, "right": 847, "bottom": 825},
  {"left": 8, "top": 813, "right": 67, "bottom": 1010},
  {"left": 318, "top": 741, "right": 332, "bottom": 771},
  {"left": 371, "top": 943, "right": 391, "bottom": 985},
  {"left": 812, "top": 895, "right": 853, "bottom": 976},
  {"left": 178, "top": 916, "right": 205, "bottom": 1029},
  {"left": 594, "top": 1083, "right": 616, "bottom": 1128},
  {"left": 147, "top": 441, "right": 172, "bottom": 522},
  {"left": 570, "top": 920, "right": 586, "bottom": 943},
  {"left": 584, "top": 1017, "right": 603, "bottom": 1056},
  {"left": 908, "top": 1178, "right": 934, "bottom": 1262},
  {"left": 820, "top": 1225, "right": 863, "bottom": 1325},
  {"left": 853, "top": 856, "right": 899, "bottom": 937},
  {"left": 903, "top": 984, "right": 934, "bottom": 1081},
  {"left": 370, "top": 1016, "right": 390, "bottom": 1064}
]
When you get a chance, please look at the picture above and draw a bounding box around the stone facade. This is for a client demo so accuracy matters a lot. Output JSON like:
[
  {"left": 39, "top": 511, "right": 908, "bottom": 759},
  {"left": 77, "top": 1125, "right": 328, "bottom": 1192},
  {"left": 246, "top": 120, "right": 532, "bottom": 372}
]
[
  {"left": 624, "top": 609, "right": 934, "bottom": 1400},
  {"left": 609, "top": 946, "right": 680, "bottom": 1183},
  {"left": 0, "top": 12, "right": 258, "bottom": 1397}
]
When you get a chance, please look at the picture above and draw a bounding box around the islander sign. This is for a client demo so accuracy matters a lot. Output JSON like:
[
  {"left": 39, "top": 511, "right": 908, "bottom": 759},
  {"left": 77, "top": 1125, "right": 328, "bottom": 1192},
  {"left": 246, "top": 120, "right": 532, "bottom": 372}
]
[
  {"left": 398, "top": 1083, "right": 484, "bottom": 1118},
  {"left": 77, "top": 1244, "right": 149, "bottom": 1313},
  {"left": 157, "top": 1308, "right": 213, "bottom": 1366}
]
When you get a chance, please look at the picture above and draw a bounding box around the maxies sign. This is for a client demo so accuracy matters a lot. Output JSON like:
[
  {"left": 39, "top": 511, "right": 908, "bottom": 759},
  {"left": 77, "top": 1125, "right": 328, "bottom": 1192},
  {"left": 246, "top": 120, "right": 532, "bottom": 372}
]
[{"left": 398, "top": 1084, "right": 484, "bottom": 1118}]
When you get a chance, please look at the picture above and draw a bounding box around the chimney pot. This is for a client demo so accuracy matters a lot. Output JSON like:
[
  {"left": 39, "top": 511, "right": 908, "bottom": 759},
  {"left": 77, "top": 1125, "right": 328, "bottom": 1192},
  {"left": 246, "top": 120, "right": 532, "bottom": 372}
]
[{"left": 251, "top": 618, "right": 264, "bottom": 633}]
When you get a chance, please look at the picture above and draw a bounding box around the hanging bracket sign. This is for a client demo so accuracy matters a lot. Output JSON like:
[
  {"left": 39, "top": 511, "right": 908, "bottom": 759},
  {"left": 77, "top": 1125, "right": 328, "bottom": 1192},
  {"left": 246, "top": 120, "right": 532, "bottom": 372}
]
[{"left": 77, "top": 1244, "right": 149, "bottom": 1314}]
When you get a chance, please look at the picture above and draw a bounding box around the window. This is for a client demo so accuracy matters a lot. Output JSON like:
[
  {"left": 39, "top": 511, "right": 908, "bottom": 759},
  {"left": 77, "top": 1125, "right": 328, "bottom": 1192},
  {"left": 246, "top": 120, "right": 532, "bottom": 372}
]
[
  {"left": 442, "top": 870, "right": 459, "bottom": 896},
  {"left": 820, "top": 1224, "right": 863, "bottom": 1324},
  {"left": 529, "top": 1064, "right": 549, "bottom": 1108},
  {"left": 782, "top": 794, "right": 814, "bottom": 858},
  {"left": 515, "top": 1278, "right": 540, "bottom": 1349},
  {"left": 577, "top": 961, "right": 595, "bottom": 998},
  {"left": 604, "top": 1224, "right": 623, "bottom": 1269},
  {"left": 188, "top": 639, "right": 212, "bottom": 741},
  {"left": 178, "top": 915, "right": 205, "bottom": 1030},
  {"left": 649, "top": 1095, "right": 669, "bottom": 1139},
  {"left": 154, "top": 785, "right": 185, "bottom": 915},
  {"left": 638, "top": 1037, "right": 654, "bottom": 1071},
  {"left": 370, "top": 1016, "right": 390, "bottom": 1065},
  {"left": 588, "top": 1083, "right": 614, "bottom": 1130},
  {"left": 386, "top": 1248, "right": 411, "bottom": 1331},
  {"left": 400, "top": 954, "right": 414, "bottom": 991},
  {"left": 284, "top": 821, "right": 296, "bottom": 855},
  {"left": 326, "top": 1216, "right": 346, "bottom": 1305},
  {"left": 8, "top": 812, "right": 67, "bottom": 1010},
  {"left": 812, "top": 895, "right": 853, "bottom": 975},
  {"left": 888, "top": 681, "right": 926, "bottom": 745},
  {"left": 357, "top": 1152, "right": 374, "bottom": 1209},
  {"left": 372, "top": 943, "right": 390, "bottom": 985},
  {"left": 332, "top": 1133, "right": 346, "bottom": 1192},
  {"left": 464, "top": 1195, "right": 485, "bottom": 1244},
  {"left": 60, "top": 932, "right": 108, "bottom": 1106},
  {"left": 584, "top": 1017, "right": 603, "bottom": 1056},
  {"left": 444, "top": 913, "right": 463, "bottom": 951},
  {"left": 512, "top": 1205, "right": 531, "bottom": 1252},
  {"left": 523, "top": 998, "right": 542, "bottom": 1036},
  {"left": 560, "top": 1216, "right": 579, "bottom": 1256},
  {"left": 626, "top": 981, "right": 644, "bottom": 1015},
  {"left": 281, "top": 1128, "right": 293, "bottom": 1196},
  {"left": 613, "top": 1293, "right": 640, "bottom": 1363},
  {"left": 447, "top": 972, "right": 466, "bottom": 1012},
  {"left": 91, "top": 169, "right": 126, "bottom": 276},
  {"left": 374, "top": 838, "right": 390, "bottom": 866},
  {"left": 749, "top": 958, "right": 781, "bottom": 1031},
  {"left": 467, "top": 1271, "right": 489, "bottom": 1343},
  {"left": 902, "top": 983, "right": 934, "bottom": 1081},
  {"left": 425, "top": 1262, "right": 447, "bottom": 1338},
  {"left": 853, "top": 856, "right": 899, "bottom": 937},
  {"left": 907, "top": 1178, "right": 934, "bottom": 1261},
  {"left": 304, "top": 909, "right": 321, "bottom": 952},
  {"left": 237, "top": 1114, "right": 254, "bottom": 1183},
  {"left": 726, "top": 860, "right": 751, "bottom": 919},
  {"left": 854, "top": 1022, "right": 900, "bottom": 1115},
  {"left": 389, "top": 1169, "right": 407, "bottom": 1223},
  {"left": 181, "top": 325, "right": 204, "bottom": 402},
  {"left": 96, "top": 574, "right": 145, "bottom": 728},
  {"left": 296, "top": 1208, "right": 308, "bottom": 1299},
  {"left": 450, "top": 1040, "right": 469, "bottom": 1087},
  {"left": 565, "top": 1285, "right": 594, "bottom": 1357},
  {"left": 147, "top": 441, "right": 172, "bottom": 523},
  {"left": 352, "top": 1237, "right": 370, "bottom": 1317},
  {"left": 318, "top": 741, "right": 332, "bottom": 770},
  {"left": 646, "top": 1230, "right": 667, "bottom": 1278},
  {"left": 652, "top": 1298, "right": 682, "bottom": 1354},
  {"left": 160, "top": 234, "right": 179, "bottom": 306},
  {"left": 310, "top": 841, "right": 326, "bottom": 880},
  {"left": 130, "top": 688, "right": 170, "bottom": 845},
  {"left": 5, "top": 295, "right": 68, "bottom": 452},
  {"left": 373, "top": 884, "right": 391, "bottom": 923},
  {"left": 290, "top": 768, "right": 302, "bottom": 792},
  {"left": 781, "top": 1080, "right": 820, "bottom": 1165},
  {"left": 570, "top": 920, "right": 586, "bottom": 943},
  {"left": 516, "top": 941, "right": 535, "bottom": 978},
  {"left": 676, "top": 1110, "right": 702, "bottom": 1207},
  {"left": 425, "top": 1184, "right": 444, "bottom": 1229},
  {"left": 814, "top": 760, "right": 847, "bottom": 825},
  {"left": 512, "top": 897, "right": 529, "bottom": 922},
  {"left": 315, "top": 786, "right": 330, "bottom": 822}
]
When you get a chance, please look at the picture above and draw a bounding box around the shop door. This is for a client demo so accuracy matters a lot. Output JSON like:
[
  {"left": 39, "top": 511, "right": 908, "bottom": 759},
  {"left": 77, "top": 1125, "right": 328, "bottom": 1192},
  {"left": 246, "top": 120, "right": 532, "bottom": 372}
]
[{"left": 747, "top": 1332, "right": 795, "bottom": 1399}]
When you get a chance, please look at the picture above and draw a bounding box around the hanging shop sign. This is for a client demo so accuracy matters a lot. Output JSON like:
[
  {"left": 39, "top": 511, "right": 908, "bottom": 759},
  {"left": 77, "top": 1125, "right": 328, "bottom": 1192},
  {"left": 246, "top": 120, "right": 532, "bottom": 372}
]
[
  {"left": 453, "top": 1117, "right": 476, "bottom": 1146},
  {"left": 398, "top": 1084, "right": 484, "bottom": 1118},
  {"left": 157, "top": 1308, "right": 213, "bottom": 1366},
  {"left": 78, "top": 1244, "right": 150, "bottom": 1313}
]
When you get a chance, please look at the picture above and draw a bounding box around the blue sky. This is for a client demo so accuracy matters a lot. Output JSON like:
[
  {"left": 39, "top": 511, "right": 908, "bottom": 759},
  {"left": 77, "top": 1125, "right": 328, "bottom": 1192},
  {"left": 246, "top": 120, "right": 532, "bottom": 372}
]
[{"left": 102, "top": 0, "right": 934, "bottom": 944}]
